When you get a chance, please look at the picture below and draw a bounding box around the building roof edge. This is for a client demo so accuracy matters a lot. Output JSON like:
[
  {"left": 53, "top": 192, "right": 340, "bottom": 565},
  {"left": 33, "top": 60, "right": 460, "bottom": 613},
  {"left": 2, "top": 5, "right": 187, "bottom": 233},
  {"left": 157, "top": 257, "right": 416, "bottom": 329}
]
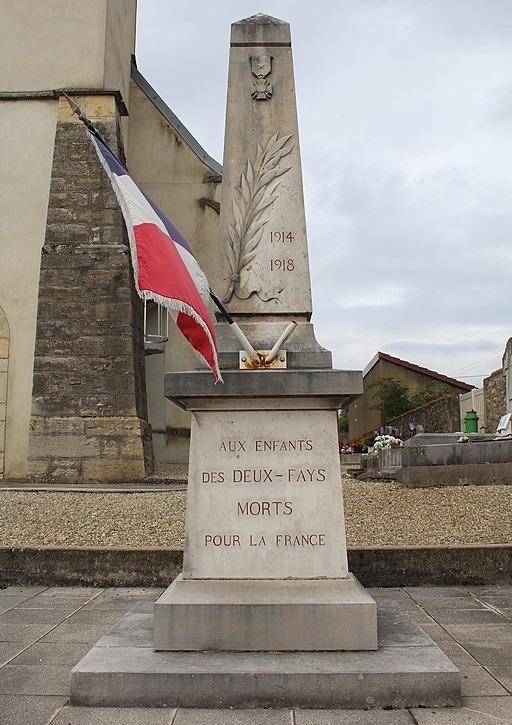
[
  {"left": 131, "top": 61, "right": 222, "bottom": 177},
  {"left": 363, "top": 351, "right": 474, "bottom": 391}
]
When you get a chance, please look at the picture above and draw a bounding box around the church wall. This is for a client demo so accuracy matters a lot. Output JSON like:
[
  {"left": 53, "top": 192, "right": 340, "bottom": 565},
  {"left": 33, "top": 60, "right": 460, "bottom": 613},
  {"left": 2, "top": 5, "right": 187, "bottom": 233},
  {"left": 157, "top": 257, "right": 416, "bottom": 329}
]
[
  {"left": 1, "top": 1, "right": 107, "bottom": 91},
  {"left": 127, "top": 77, "right": 222, "bottom": 462},
  {"left": 1, "top": 1, "right": 222, "bottom": 474},
  {"left": 0, "top": 100, "right": 57, "bottom": 477},
  {"left": 104, "top": 0, "right": 137, "bottom": 109},
  {"left": 26, "top": 96, "right": 153, "bottom": 483}
]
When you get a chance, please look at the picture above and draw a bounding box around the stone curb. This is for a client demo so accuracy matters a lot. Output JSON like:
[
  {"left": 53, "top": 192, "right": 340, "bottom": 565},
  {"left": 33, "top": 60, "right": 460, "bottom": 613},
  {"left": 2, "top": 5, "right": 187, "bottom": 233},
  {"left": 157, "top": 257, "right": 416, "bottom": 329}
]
[{"left": 1, "top": 544, "right": 511, "bottom": 588}]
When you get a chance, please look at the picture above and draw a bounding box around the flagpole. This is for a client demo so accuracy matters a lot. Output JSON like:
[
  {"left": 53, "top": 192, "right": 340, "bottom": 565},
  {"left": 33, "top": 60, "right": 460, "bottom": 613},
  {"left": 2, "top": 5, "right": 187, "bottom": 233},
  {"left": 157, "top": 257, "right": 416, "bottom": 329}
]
[
  {"left": 62, "top": 93, "right": 118, "bottom": 156},
  {"left": 209, "top": 291, "right": 257, "bottom": 361}
]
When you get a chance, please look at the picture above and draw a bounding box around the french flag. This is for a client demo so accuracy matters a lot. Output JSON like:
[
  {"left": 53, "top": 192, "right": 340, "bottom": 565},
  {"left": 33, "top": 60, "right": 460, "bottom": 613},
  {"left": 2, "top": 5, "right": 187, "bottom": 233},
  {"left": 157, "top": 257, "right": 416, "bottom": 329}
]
[{"left": 90, "top": 132, "right": 222, "bottom": 382}]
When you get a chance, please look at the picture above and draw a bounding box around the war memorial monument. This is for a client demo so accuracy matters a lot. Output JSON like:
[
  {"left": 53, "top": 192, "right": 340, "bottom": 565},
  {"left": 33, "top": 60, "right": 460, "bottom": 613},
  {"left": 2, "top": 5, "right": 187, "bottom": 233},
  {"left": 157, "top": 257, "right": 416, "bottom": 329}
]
[{"left": 71, "top": 15, "right": 461, "bottom": 709}]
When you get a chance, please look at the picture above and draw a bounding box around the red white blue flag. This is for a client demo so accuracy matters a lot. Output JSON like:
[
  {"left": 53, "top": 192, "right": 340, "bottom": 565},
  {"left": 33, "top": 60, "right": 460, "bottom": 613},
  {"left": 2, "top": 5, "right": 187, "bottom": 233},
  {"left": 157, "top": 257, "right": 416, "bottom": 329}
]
[{"left": 90, "top": 132, "right": 221, "bottom": 382}]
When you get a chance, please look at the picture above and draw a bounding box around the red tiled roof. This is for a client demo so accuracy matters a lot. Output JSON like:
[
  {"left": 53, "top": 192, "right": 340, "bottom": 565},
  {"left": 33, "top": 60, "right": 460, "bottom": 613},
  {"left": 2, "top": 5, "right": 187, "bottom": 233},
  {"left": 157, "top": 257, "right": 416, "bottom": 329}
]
[{"left": 363, "top": 351, "right": 474, "bottom": 392}]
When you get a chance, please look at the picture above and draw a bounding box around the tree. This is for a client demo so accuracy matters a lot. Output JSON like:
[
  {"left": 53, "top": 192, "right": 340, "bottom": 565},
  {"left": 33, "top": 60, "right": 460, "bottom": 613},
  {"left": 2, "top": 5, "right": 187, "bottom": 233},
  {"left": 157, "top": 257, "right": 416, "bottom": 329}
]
[
  {"left": 337, "top": 408, "right": 349, "bottom": 433},
  {"left": 409, "top": 381, "right": 453, "bottom": 409},
  {"left": 369, "top": 377, "right": 455, "bottom": 423},
  {"left": 368, "top": 378, "right": 411, "bottom": 421}
]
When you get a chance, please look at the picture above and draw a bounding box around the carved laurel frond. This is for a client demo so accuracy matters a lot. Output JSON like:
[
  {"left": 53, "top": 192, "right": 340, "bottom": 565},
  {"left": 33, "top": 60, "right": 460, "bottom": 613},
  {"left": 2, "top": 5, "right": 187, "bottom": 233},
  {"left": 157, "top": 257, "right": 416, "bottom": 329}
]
[{"left": 222, "top": 133, "right": 295, "bottom": 303}]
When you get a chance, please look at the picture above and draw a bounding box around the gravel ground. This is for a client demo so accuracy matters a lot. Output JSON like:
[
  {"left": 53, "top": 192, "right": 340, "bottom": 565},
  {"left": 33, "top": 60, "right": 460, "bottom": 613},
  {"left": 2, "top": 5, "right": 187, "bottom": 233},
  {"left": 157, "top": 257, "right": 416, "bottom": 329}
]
[{"left": 1, "top": 475, "right": 511, "bottom": 548}]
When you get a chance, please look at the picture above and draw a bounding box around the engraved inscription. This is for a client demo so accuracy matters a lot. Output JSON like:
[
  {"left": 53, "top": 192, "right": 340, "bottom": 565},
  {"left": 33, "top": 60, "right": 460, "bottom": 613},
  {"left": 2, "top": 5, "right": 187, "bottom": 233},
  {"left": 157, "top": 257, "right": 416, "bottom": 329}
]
[
  {"left": 204, "top": 534, "right": 241, "bottom": 547},
  {"left": 219, "top": 440, "right": 246, "bottom": 452},
  {"left": 237, "top": 501, "right": 293, "bottom": 515},
  {"left": 270, "top": 231, "right": 295, "bottom": 243},
  {"left": 186, "top": 409, "right": 349, "bottom": 579},
  {"left": 200, "top": 467, "right": 326, "bottom": 484},
  {"left": 254, "top": 439, "right": 312, "bottom": 452},
  {"left": 270, "top": 259, "right": 295, "bottom": 272},
  {"left": 276, "top": 533, "right": 326, "bottom": 547},
  {"left": 203, "top": 532, "right": 327, "bottom": 549}
]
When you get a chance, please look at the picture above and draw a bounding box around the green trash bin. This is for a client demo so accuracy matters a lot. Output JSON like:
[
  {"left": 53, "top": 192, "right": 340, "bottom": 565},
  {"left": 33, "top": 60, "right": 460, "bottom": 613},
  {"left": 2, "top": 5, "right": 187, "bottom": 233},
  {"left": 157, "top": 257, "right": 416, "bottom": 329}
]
[{"left": 464, "top": 410, "right": 479, "bottom": 433}]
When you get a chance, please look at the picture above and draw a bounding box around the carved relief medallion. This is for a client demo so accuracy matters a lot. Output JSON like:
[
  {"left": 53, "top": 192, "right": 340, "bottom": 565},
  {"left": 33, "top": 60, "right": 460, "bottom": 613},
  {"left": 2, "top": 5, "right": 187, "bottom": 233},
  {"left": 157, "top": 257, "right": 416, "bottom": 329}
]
[{"left": 251, "top": 54, "right": 273, "bottom": 100}]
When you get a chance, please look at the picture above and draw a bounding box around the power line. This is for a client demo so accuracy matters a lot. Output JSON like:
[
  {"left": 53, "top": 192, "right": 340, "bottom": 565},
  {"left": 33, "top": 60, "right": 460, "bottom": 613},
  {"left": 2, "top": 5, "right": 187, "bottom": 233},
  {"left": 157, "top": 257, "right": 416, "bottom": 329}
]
[{"left": 449, "top": 350, "right": 502, "bottom": 377}]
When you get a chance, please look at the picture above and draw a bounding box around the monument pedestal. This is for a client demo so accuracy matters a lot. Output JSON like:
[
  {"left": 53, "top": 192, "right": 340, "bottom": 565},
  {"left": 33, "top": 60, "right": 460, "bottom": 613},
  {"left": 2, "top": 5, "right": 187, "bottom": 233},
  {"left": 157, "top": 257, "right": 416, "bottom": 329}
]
[
  {"left": 154, "top": 574, "right": 377, "bottom": 651},
  {"left": 70, "top": 597, "right": 461, "bottom": 709},
  {"left": 156, "top": 368, "right": 377, "bottom": 653}
]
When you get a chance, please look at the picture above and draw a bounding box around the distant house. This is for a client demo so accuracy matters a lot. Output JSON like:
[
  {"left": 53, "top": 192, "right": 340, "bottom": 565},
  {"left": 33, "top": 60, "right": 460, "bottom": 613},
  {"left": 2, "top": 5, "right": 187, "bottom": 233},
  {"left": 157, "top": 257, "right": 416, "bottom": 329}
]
[{"left": 348, "top": 351, "right": 473, "bottom": 440}]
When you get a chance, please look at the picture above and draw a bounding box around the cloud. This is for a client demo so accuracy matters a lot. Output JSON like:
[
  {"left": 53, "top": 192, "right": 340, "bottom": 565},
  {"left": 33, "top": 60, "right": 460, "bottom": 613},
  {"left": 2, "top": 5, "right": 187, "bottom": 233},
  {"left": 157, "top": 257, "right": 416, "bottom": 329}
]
[{"left": 136, "top": 1, "right": 512, "bottom": 386}]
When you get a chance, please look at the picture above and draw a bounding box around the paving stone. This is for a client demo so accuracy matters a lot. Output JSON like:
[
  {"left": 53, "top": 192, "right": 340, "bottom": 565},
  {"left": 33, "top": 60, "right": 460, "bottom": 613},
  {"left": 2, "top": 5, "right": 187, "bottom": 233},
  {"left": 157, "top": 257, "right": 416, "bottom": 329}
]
[
  {"left": 496, "top": 609, "right": 512, "bottom": 621},
  {"left": 4, "top": 585, "right": 512, "bottom": 722},
  {"left": 458, "top": 666, "right": 509, "bottom": 697},
  {"left": 295, "top": 709, "right": 415, "bottom": 724},
  {"left": 174, "top": 710, "right": 292, "bottom": 724},
  {"left": 466, "top": 585, "right": 512, "bottom": 597},
  {"left": 484, "top": 665, "right": 512, "bottom": 692},
  {"left": 0, "top": 623, "right": 55, "bottom": 642},
  {"left": 408, "top": 594, "right": 485, "bottom": 610},
  {"left": 404, "top": 587, "right": 468, "bottom": 599},
  {"left": 0, "top": 641, "right": 27, "bottom": 665},
  {"left": 81, "top": 590, "right": 161, "bottom": 610},
  {"left": 17, "top": 596, "right": 95, "bottom": 610},
  {"left": 66, "top": 609, "right": 125, "bottom": 626},
  {"left": 463, "top": 695, "right": 512, "bottom": 718},
  {"left": 443, "top": 624, "right": 512, "bottom": 645},
  {"left": 463, "top": 641, "right": 512, "bottom": 665},
  {"left": 435, "top": 642, "right": 479, "bottom": 668},
  {"left": 10, "top": 641, "right": 91, "bottom": 667},
  {"left": 40, "top": 586, "right": 101, "bottom": 597},
  {"left": 425, "top": 597, "right": 490, "bottom": 610},
  {"left": 400, "top": 608, "right": 435, "bottom": 625},
  {"left": 52, "top": 705, "right": 176, "bottom": 724},
  {"left": 0, "top": 586, "right": 48, "bottom": 599},
  {"left": 39, "top": 622, "right": 113, "bottom": 644},
  {"left": 0, "top": 596, "right": 33, "bottom": 613},
  {"left": 0, "top": 607, "right": 75, "bottom": 625},
  {"left": 0, "top": 694, "right": 67, "bottom": 725},
  {"left": 470, "top": 594, "right": 512, "bottom": 610},
  {"left": 412, "top": 695, "right": 512, "bottom": 724},
  {"left": 0, "top": 664, "right": 70, "bottom": 695},
  {"left": 376, "top": 603, "right": 433, "bottom": 647},
  {"left": 426, "top": 608, "right": 509, "bottom": 625},
  {"left": 419, "top": 623, "right": 454, "bottom": 643}
]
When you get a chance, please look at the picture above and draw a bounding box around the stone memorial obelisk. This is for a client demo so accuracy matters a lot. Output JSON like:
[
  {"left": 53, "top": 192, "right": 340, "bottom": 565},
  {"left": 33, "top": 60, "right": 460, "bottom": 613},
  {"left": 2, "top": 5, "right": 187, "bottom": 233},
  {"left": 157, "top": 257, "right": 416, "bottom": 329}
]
[{"left": 155, "top": 13, "right": 377, "bottom": 652}]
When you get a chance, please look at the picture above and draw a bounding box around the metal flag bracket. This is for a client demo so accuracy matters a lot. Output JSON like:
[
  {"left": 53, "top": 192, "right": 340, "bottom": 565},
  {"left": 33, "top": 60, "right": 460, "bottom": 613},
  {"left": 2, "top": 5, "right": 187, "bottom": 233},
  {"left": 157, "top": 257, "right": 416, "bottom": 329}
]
[{"left": 237, "top": 321, "right": 297, "bottom": 370}]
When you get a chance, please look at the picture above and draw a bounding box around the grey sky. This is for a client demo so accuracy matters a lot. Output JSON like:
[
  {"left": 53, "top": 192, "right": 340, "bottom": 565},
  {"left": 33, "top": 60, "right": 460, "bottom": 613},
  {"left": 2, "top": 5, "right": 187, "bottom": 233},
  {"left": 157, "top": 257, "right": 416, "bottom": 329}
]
[{"left": 135, "top": 1, "right": 512, "bottom": 385}]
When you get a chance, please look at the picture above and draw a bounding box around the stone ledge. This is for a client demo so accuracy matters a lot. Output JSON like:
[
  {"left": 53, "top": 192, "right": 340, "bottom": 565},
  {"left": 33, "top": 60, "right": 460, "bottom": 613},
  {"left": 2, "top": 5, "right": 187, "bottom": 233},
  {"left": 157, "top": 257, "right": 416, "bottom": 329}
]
[
  {"left": 398, "top": 462, "right": 512, "bottom": 487},
  {"left": 1, "top": 545, "right": 511, "bottom": 588}
]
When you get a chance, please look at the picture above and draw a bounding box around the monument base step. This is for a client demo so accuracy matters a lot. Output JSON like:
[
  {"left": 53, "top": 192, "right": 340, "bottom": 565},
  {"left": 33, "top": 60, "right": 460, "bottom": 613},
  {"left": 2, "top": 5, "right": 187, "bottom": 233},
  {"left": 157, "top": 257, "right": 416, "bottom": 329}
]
[
  {"left": 154, "top": 573, "right": 377, "bottom": 651},
  {"left": 70, "top": 598, "right": 461, "bottom": 710}
]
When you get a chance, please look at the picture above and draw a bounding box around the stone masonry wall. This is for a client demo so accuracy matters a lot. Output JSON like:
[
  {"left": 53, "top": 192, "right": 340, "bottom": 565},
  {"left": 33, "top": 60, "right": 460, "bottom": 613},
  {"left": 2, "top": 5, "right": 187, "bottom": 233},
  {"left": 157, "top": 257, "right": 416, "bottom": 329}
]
[
  {"left": 387, "top": 394, "right": 461, "bottom": 438},
  {"left": 484, "top": 369, "right": 506, "bottom": 434},
  {"left": 27, "top": 97, "right": 153, "bottom": 483}
]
